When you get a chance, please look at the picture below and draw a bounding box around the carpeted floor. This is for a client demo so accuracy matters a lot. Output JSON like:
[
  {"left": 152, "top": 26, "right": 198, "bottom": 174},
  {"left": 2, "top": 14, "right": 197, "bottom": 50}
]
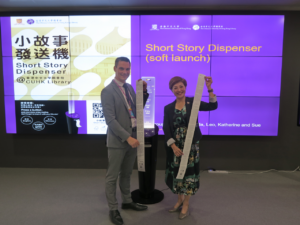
[{"left": 0, "top": 168, "right": 299, "bottom": 225}]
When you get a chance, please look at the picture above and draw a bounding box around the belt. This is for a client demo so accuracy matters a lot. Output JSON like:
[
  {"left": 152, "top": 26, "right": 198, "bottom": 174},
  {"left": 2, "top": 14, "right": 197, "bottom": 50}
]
[{"left": 132, "top": 127, "right": 137, "bottom": 132}]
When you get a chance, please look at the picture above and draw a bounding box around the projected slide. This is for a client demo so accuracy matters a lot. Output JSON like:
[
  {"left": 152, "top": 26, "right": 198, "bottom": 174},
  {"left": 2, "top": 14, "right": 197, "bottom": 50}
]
[
  {"left": 1, "top": 16, "right": 135, "bottom": 134},
  {"left": 140, "top": 15, "right": 283, "bottom": 135},
  {"left": 1, "top": 15, "right": 284, "bottom": 135}
]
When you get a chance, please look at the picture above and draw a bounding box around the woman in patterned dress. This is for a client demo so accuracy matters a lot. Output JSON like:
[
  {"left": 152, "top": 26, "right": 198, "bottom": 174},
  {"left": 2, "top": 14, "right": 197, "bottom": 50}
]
[{"left": 163, "top": 76, "right": 218, "bottom": 219}]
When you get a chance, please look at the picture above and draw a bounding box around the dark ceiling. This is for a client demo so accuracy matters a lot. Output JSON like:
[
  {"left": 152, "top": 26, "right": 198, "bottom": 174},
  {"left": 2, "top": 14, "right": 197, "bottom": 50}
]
[{"left": 0, "top": 0, "right": 300, "bottom": 12}]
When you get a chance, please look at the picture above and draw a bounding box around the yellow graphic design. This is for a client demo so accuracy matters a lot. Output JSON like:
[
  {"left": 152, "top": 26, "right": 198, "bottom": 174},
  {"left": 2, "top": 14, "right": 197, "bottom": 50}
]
[
  {"left": 70, "top": 35, "right": 92, "bottom": 56},
  {"left": 70, "top": 57, "right": 116, "bottom": 100},
  {"left": 12, "top": 16, "right": 131, "bottom": 101},
  {"left": 95, "top": 27, "right": 130, "bottom": 55}
]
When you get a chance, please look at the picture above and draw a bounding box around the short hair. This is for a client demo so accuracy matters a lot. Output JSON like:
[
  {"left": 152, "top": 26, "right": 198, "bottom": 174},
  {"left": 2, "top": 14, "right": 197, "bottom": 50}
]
[
  {"left": 169, "top": 76, "right": 187, "bottom": 90},
  {"left": 115, "top": 57, "right": 131, "bottom": 67}
]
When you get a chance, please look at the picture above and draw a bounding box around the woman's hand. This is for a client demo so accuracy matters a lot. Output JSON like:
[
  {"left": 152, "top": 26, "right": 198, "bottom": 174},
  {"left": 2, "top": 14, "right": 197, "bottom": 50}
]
[
  {"left": 171, "top": 143, "right": 184, "bottom": 157},
  {"left": 204, "top": 76, "right": 213, "bottom": 90}
]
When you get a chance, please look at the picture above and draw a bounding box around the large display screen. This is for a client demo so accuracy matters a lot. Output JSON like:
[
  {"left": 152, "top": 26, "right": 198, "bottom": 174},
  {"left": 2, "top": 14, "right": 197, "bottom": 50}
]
[
  {"left": 0, "top": 15, "right": 284, "bottom": 135},
  {"left": 298, "top": 78, "right": 300, "bottom": 127}
]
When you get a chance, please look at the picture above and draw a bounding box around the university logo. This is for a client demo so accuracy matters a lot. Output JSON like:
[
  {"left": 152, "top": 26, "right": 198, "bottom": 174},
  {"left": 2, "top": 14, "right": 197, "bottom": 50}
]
[
  {"left": 17, "top": 77, "right": 25, "bottom": 83},
  {"left": 150, "top": 24, "right": 159, "bottom": 31},
  {"left": 27, "top": 19, "right": 34, "bottom": 25},
  {"left": 193, "top": 25, "right": 200, "bottom": 30},
  {"left": 15, "top": 19, "right": 24, "bottom": 25}
]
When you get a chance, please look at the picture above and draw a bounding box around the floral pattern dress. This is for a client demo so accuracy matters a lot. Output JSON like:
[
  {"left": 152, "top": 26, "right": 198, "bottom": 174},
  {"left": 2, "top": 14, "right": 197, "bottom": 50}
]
[{"left": 165, "top": 106, "right": 200, "bottom": 196}]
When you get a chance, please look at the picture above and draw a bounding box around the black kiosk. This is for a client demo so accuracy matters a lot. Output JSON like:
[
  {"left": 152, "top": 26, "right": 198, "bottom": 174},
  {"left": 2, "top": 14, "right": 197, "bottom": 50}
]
[{"left": 131, "top": 125, "right": 164, "bottom": 204}]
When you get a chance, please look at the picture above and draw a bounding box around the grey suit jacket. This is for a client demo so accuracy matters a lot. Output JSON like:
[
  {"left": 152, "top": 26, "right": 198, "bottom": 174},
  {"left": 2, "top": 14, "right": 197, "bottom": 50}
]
[{"left": 101, "top": 80, "right": 149, "bottom": 149}]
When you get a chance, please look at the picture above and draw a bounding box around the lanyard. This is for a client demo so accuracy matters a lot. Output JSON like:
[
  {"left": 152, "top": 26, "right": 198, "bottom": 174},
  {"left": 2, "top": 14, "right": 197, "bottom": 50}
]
[{"left": 113, "top": 80, "right": 135, "bottom": 118}]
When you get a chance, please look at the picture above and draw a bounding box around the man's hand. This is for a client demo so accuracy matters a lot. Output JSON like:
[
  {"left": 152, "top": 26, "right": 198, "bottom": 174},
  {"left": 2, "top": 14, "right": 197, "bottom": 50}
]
[
  {"left": 204, "top": 76, "right": 213, "bottom": 90},
  {"left": 127, "top": 136, "right": 140, "bottom": 148},
  {"left": 171, "top": 143, "right": 184, "bottom": 157},
  {"left": 138, "top": 79, "right": 147, "bottom": 92}
]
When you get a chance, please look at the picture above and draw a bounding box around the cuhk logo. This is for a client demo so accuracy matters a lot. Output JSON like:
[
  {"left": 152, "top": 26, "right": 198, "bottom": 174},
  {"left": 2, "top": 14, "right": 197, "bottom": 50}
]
[
  {"left": 151, "top": 24, "right": 159, "bottom": 31},
  {"left": 27, "top": 19, "right": 34, "bottom": 25},
  {"left": 15, "top": 19, "right": 24, "bottom": 25},
  {"left": 17, "top": 77, "right": 25, "bottom": 83},
  {"left": 193, "top": 25, "right": 200, "bottom": 30}
]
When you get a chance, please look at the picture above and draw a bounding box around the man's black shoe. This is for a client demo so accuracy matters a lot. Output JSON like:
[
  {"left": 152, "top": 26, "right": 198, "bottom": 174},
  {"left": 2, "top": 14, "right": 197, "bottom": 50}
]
[
  {"left": 121, "top": 202, "right": 148, "bottom": 211},
  {"left": 109, "top": 210, "right": 123, "bottom": 225}
]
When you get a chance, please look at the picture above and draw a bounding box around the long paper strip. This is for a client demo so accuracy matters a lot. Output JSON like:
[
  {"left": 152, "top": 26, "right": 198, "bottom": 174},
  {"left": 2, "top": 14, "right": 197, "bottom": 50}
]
[
  {"left": 136, "top": 80, "right": 145, "bottom": 172},
  {"left": 176, "top": 74, "right": 205, "bottom": 179}
]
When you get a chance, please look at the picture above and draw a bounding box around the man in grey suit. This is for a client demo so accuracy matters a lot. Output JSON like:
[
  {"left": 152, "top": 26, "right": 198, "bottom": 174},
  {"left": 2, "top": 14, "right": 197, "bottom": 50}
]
[{"left": 101, "top": 57, "right": 149, "bottom": 225}]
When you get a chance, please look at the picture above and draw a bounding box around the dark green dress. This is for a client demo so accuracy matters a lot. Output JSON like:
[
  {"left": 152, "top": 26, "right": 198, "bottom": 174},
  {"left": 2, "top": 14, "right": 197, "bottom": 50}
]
[{"left": 165, "top": 106, "right": 200, "bottom": 196}]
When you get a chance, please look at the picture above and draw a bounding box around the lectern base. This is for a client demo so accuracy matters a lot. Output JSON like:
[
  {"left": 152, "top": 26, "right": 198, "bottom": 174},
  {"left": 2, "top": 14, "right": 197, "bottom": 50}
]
[{"left": 132, "top": 189, "right": 164, "bottom": 204}]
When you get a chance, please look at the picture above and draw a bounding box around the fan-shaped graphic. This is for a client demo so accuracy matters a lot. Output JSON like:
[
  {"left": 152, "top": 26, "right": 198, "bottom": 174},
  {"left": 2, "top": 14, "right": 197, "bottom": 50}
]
[
  {"left": 95, "top": 27, "right": 130, "bottom": 55},
  {"left": 69, "top": 35, "right": 93, "bottom": 56},
  {"left": 70, "top": 57, "right": 116, "bottom": 100}
]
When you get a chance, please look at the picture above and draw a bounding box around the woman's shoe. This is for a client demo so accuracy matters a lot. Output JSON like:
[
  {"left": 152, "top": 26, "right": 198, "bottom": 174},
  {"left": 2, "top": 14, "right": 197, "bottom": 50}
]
[
  {"left": 179, "top": 206, "right": 189, "bottom": 219},
  {"left": 168, "top": 202, "right": 183, "bottom": 213}
]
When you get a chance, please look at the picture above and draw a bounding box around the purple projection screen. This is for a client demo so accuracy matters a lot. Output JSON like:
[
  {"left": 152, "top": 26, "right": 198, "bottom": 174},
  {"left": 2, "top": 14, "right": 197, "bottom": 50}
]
[
  {"left": 141, "top": 15, "right": 284, "bottom": 136},
  {"left": 1, "top": 15, "right": 284, "bottom": 135}
]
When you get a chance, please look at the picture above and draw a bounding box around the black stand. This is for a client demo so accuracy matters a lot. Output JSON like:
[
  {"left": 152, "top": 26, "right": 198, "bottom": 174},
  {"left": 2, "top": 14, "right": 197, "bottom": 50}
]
[{"left": 132, "top": 125, "right": 164, "bottom": 204}]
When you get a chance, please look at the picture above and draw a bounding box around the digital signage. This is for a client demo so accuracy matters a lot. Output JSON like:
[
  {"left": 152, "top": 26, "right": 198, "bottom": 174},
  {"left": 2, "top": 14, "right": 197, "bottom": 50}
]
[{"left": 0, "top": 15, "right": 284, "bottom": 135}]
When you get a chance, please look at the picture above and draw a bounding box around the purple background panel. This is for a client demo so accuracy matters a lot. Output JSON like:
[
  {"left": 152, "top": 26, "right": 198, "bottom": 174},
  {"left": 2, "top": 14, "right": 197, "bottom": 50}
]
[
  {"left": 2, "top": 57, "right": 15, "bottom": 96},
  {"left": 198, "top": 97, "right": 210, "bottom": 135},
  {"left": 130, "top": 56, "right": 140, "bottom": 93},
  {"left": 131, "top": 15, "right": 140, "bottom": 57},
  {"left": 155, "top": 96, "right": 209, "bottom": 135},
  {"left": 1, "top": 17, "right": 13, "bottom": 57},
  {"left": 4, "top": 96, "right": 17, "bottom": 133},
  {"left": 211, "top": 15, "right": 284, "bottom": 56},
  {"left": 75, "top": 100, "right": 87, "bottom": 134},
  {"left": 211, "top": 57, "right": 282, "bottom": 97},
  {"left": 208, "top": 97, "right": 280, "bottom": 136},
  {"left": 141, "top": 15, "right": 212, "bottom": 56},
  {"left": 130, "top": 16, "right": 141, "bottom": 91},
  {"left": 141, "top": 56, "right": 210, "bottom": 97}
]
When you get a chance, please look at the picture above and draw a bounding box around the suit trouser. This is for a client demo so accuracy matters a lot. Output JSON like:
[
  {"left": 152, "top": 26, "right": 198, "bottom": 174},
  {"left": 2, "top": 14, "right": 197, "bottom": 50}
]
[{"left": 105, "top": 133, "right": 137, "bottom": 210}]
